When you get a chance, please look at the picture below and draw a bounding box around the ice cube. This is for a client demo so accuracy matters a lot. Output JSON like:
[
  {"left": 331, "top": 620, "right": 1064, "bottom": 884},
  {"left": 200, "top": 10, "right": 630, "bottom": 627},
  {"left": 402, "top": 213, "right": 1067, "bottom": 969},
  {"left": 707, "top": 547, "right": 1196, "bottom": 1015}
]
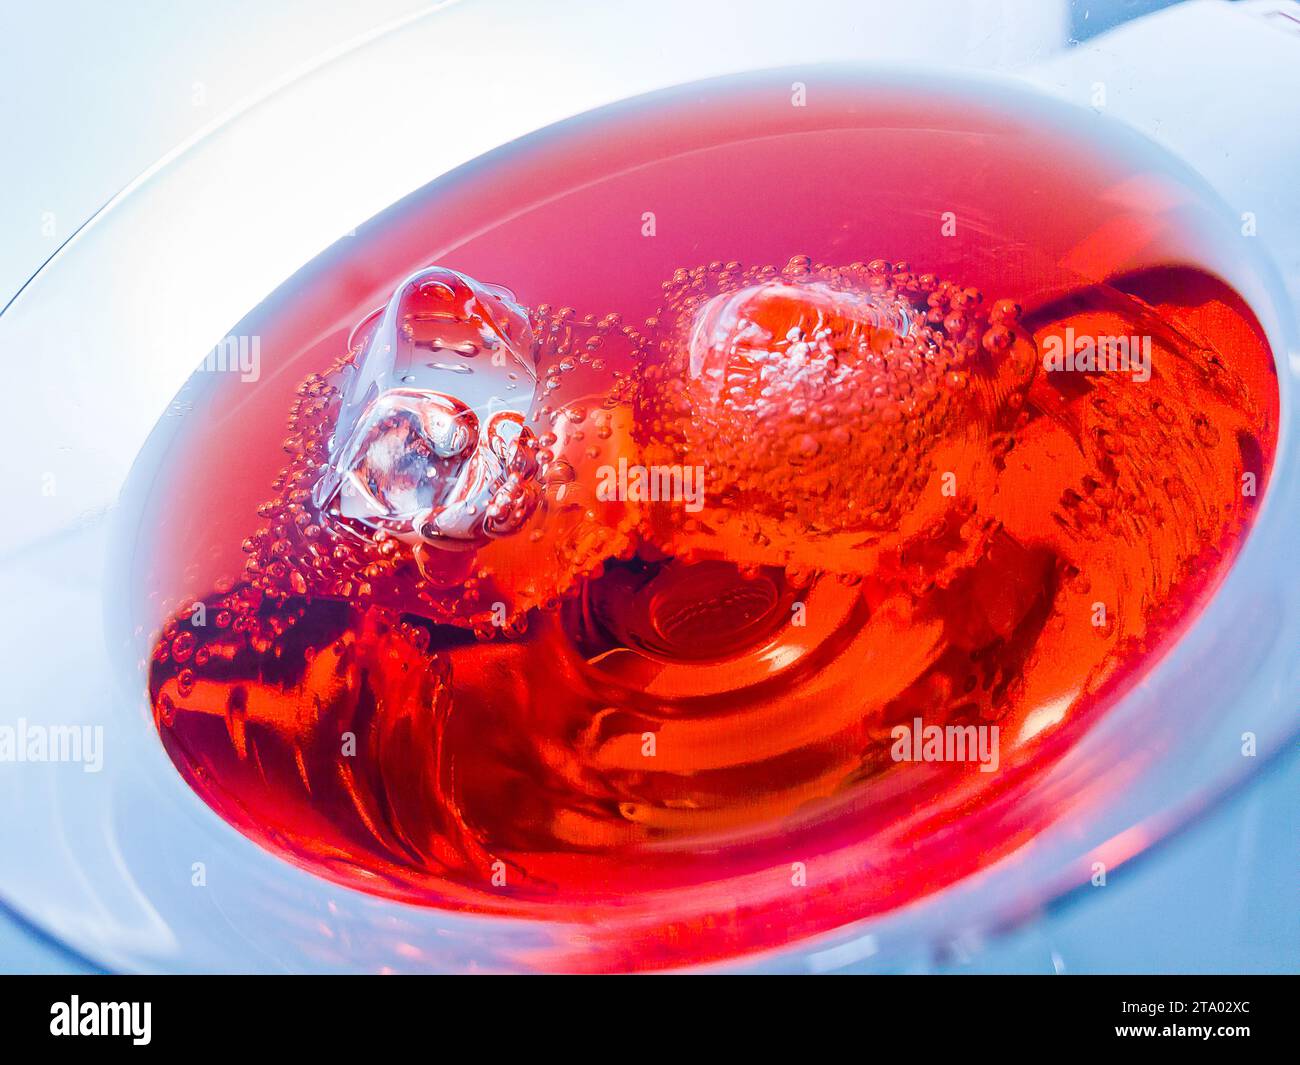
[
  {"left": 635, "top": 270, "right": 972, "bottom": 573},
  {"left": 685, "top": 280, "right": 914, "bottom": 409},
  {"left": 316, "top": 267, "right": 541, "bottom": 546}
]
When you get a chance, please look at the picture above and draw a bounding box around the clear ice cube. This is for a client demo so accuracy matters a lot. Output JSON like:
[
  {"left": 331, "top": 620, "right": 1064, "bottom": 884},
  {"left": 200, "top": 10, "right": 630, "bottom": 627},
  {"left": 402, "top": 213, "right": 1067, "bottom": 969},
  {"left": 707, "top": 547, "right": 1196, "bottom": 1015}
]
[{"left": 316, "top": 267, "right": 541, "bottom": 547}]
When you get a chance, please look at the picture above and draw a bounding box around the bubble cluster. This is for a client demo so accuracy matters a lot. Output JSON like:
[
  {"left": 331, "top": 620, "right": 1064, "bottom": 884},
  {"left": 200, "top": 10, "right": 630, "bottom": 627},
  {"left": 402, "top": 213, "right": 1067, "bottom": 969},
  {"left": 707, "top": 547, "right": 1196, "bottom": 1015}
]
[{"left": 634, "top": 256, "right": 1038, "bottom": 575}]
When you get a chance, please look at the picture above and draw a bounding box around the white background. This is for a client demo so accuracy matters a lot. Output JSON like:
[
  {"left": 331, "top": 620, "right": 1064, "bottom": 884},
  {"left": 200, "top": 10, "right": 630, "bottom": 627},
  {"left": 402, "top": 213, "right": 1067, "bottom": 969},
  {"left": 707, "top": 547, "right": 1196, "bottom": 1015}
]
[{"left": 0, "top": 0, "right": 429, "bottom": 304}]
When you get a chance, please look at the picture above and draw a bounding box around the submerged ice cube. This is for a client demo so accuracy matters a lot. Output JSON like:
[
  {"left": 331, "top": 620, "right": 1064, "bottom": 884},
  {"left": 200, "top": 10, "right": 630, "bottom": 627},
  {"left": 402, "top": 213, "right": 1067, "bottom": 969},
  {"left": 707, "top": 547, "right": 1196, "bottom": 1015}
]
[
  {"left": 316, "top": 267, "right": 541, "bottom": 547},
  {"left": 635, "top": 261, "right": 1039, "bottom": 576},
  {"left": 685, "top": 280, "right": 915, "bottom": 410}
]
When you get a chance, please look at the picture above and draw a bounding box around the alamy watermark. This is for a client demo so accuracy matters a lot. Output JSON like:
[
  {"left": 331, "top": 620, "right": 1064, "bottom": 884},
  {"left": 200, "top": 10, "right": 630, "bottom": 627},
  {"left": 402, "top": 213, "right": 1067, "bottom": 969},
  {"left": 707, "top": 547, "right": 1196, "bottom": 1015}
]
[
  {"left": 201, "top": 334, "right": 261, "bottom": 383},
  {"left": 890, "top": 717, "right": 1000, "bottom": 773},
  {"left": 0, "top": 719, "right": 103, "bottom": 772},
  {"left": 1042, "top": 327, "right": 1151, "bottom": 383},
  {"left": 595, "top": 457, "right": 705, "bottom": 512},
  {"left": 50, "top": 997, "right": 150, "bottom": 1045}
]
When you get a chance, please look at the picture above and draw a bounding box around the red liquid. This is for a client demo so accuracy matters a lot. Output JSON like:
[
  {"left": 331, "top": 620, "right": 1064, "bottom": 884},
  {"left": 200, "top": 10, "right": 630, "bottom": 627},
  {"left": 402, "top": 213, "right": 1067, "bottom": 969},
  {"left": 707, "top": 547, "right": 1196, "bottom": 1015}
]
[{"left": 125, "top": 71, "right": 1278, "bottom": 970}]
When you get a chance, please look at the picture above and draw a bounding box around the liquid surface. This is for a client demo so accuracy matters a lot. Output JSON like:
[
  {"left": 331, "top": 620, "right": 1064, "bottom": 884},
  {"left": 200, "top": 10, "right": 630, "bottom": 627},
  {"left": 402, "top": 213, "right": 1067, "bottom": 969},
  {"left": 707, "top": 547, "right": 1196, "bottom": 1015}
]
[{"left": 129, "top": 72, "right": 1278, "bottom": 968}]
